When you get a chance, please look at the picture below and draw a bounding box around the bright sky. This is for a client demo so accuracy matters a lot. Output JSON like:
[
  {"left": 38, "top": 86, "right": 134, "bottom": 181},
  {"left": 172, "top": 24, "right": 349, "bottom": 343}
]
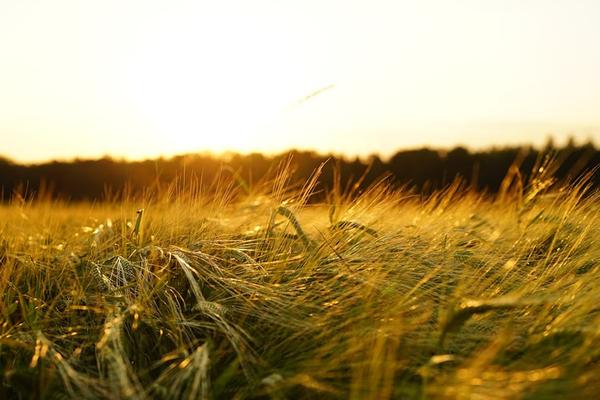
[{"left": 1, "top": 0, "right": 599, "bottom": 163}]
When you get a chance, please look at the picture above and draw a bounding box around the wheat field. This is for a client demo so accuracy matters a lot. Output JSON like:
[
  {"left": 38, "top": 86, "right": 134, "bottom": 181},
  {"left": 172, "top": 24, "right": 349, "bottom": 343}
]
[{"left": 1, "top": 160, "right": 599, "bottom": 399}]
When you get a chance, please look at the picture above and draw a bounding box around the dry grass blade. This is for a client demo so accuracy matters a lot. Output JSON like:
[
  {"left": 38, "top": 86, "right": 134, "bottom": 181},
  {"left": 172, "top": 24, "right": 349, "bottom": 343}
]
[
  {"left": 439, "top": 296, "right": 543, "bottom": 346},
  {"left": 268, "top": 205, "right": 315, "bottom": 249}
]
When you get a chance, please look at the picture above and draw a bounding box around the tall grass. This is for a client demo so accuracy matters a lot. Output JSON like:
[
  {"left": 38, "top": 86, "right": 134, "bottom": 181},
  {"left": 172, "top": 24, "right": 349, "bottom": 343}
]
[{"left": 0, "top": 160, "right": 599, "bottom": 399}]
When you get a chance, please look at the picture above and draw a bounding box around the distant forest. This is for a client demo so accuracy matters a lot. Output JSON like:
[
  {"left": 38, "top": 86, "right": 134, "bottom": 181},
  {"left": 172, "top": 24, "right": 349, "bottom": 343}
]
[{"left": 0, "top": 140, "right": 598, "bottom": 201}]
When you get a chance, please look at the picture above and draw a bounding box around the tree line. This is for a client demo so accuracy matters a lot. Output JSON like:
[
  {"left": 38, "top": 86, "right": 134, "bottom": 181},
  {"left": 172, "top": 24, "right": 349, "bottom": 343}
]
[{"left": 0, "top": 140, "right": 598, "bottom": 201}]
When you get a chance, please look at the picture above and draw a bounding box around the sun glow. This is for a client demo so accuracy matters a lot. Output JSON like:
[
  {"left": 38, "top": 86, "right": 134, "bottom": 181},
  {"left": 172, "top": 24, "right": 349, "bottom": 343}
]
[
  {"left": 122, "top": 14, "right": 315, "bottom": 155},
  {"left": 99, "top": 4, "right": 346, "bottom": 158},
  {"left": 1, "top": 0, "right": 599, "bottom": 162}
]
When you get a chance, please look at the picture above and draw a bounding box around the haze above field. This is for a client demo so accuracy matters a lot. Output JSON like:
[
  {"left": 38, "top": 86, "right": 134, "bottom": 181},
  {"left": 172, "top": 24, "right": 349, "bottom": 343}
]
[{"left": 1, "top": 0, "right": 600, "bottom": 163}]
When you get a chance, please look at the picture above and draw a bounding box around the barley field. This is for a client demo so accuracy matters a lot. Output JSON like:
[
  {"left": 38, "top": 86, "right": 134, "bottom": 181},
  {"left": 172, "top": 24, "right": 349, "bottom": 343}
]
[{"left": 1, "top": 161, "right": 599, "bottom": 399}]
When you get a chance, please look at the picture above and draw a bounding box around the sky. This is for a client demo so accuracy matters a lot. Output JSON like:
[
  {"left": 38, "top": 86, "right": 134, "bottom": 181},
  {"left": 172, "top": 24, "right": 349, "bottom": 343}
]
[{"left": 1, "top": 0, "right": 599, "bottom": 163}]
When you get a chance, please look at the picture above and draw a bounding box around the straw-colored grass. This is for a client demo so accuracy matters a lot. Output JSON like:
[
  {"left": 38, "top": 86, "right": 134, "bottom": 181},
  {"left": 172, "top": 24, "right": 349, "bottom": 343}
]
[{"left": 1, "top": 161, "right": 599, "bottom": 399}]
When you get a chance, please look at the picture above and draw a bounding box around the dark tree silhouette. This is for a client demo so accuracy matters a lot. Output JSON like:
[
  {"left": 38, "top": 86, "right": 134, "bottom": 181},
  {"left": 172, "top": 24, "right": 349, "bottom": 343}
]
[{"left": 0, "top": 142, "right": 598, "bottom": 202}]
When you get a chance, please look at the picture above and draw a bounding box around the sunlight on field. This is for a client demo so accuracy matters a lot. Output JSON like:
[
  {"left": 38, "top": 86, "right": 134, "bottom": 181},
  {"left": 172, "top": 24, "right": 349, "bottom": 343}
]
[
  {"left": 1, "top": 0, "right": 600, "bottom": 397},
  {"left": 1, "top": 162, "right": 599, "bottom": 398}
]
